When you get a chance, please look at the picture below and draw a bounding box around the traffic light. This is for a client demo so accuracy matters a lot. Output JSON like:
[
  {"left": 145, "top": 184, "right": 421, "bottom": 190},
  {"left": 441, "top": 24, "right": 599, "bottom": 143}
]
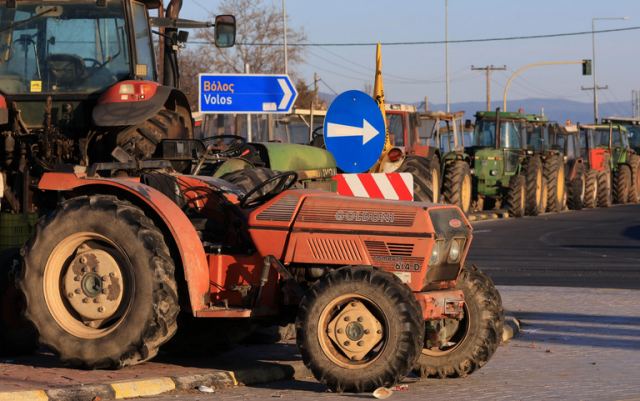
[{"left": 582, "top": 59, "right": 592, "bottom": 76}]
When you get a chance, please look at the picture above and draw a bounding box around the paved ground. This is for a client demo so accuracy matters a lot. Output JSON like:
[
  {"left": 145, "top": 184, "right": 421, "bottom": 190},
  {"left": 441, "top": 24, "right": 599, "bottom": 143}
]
[
  {"left": 468, "top": 204, "right": 640, "bottom": 289},
  {"left": 137, "top": 285, "right": 640, "bottom": 401}
]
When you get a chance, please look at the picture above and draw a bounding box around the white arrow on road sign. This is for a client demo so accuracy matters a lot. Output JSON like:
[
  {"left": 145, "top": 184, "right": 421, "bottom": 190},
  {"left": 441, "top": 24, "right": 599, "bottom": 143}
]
[
  {"left": 326, "top": 119, "right": 381, "bottom": 145},
  {"left": 278, "top": 78, "right": 293, "bottom": 110}
]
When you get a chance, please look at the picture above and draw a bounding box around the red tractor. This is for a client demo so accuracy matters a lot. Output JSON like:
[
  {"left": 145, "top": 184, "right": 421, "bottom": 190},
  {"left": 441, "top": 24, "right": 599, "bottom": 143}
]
[{"left": 18, "top": 164, "right": 503, "bottom": 392}]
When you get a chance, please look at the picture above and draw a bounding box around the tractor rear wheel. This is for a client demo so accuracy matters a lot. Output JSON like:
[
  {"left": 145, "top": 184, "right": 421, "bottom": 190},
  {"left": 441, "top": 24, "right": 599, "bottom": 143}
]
[
  {"left": 597, "top": 168, "right": 612, "bottom": 208},
  {"left": 296, "top": 267, "right": 423, "bottom": 393},
  {"left": 19, "top": 196, "right": 179, "bottom": 369},
  {"left": 115, "top": 106, "right": 193, "bottom": 163},
  {"left": 397, "top": 156, "right": 440, "bottom": 203},
  {"left": 506, "top": 174, "right": 526, "bottom": 217},
  {"left": 414, "top": 265, "right": 503, "bottom": 378},
  {"left": 544, "top": 155, "right": 566, "bottom": 213},
  {"left": 614, "top": 165, "right": 632, "bottom": 204},
  {"left": 583, "top": 170, "right": 598, "bottom": 209},
  {"left": 628, "top": 155, "right": 640, "bottom": 203},
  {"left": 443, "top": 160, "right": 472, "bottom": 214},
  {"left": 524, "top": 156, "right": 544, "bottom": 216}
]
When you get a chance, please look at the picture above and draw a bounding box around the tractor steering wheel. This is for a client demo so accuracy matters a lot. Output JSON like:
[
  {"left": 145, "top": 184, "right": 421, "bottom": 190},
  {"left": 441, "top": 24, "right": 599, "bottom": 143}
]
[
  {"left": 202, "top": 135, "right": 247, "bottom": 158},
  {"left": 239, "top": 171, "right": 298, "bottom": 208},
  {"left": 83, "top": 58, "right": 105, "bottom": 69}
]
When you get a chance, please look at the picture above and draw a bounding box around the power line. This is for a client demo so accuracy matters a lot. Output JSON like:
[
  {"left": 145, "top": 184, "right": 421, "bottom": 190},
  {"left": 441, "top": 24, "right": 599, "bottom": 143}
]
[{"left": 188, "top": 25, "right": 640, "bottom": 47}]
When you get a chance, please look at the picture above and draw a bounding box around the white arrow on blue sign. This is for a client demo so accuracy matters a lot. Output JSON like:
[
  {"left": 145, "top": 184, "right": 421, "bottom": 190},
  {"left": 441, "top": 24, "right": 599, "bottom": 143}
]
[
  {"left": 198, "top": 74, "right": 298, "bottom": 114},
  {"left": 324, "top": 90, "right": 386, "bottom": 173}
]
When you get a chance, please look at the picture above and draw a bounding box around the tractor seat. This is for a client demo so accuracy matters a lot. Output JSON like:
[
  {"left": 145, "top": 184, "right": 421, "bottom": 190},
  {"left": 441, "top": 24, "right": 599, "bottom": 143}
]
[{"left": 46, "top": 54, "right": 85, "bottom": 88}]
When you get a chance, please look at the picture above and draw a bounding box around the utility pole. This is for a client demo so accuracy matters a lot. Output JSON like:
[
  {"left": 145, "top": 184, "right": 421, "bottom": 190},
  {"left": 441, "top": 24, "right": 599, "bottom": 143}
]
[
  {"left": 633, "top": 90, "right": 640, "bottom": 118},
  {"left": 309, "top": 72, "right": 320, "bottom": 141},
  {"left": 581, "top": 84, "right": 608, "bottom": 121},
  {"left": 471, "top": 65, "right": 506, "bottom": 111},
  {"left": 444, "top": 0, "right": 450, "bottom": 112}
]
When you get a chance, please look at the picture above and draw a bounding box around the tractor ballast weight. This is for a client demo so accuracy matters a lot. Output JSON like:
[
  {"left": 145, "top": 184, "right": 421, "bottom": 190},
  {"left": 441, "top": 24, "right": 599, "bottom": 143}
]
[{"left": 20, "top": 169, "right": 503, "bottom": 392}]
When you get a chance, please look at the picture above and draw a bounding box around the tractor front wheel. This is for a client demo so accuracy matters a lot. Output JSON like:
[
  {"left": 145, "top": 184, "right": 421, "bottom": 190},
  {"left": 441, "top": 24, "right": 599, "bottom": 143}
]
[
  {"left": 628, "top": 155, "right": 640, "bottom": 203},
  {"left": 19, "top": 196, "right": 179, "bottom": 369},
  {"left": 414, "top": 265, "right": 504, "bottom": 378},
  {"left": 524, "top": 156, "right": 544, "bottom": 216},
  {"left": 443, "top": 160, "right": 473, "bottom": 214},
  {"left": 567, "top": 166, "right": 586, "bottom": 210},
  {"left": 506, "top": 174, "right": 526, "bottom": 217},
  {"left": 296, "top": 267, "right": 423, "bottom": 393}
]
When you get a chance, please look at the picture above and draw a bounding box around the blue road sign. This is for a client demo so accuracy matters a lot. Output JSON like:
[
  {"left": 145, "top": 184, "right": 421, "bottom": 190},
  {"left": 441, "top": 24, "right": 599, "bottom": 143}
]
[
  {"left": 324, "top": 90, "right": 386, "bottom": 173},
  {"left": 199, "top": 74, "right": 297, "bottom": 114}
]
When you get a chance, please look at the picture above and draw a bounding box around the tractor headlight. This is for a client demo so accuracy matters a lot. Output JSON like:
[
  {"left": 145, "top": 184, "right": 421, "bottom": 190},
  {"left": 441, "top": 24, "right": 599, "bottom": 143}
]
[
  {"left": 447, "top": 239, "right": 465, "bottom": 263},
  {"left": 429, "top": 240, "right": 446, "bottom": 266}
]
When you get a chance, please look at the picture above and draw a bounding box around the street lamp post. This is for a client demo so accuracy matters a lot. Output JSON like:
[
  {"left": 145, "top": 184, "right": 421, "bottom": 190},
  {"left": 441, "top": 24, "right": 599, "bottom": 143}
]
[
  {"left": 591, "top": 16, "right": 629, "bottom": 123},
  {"left": 445, "top": 0, "right": 450, "bottom": 113}
]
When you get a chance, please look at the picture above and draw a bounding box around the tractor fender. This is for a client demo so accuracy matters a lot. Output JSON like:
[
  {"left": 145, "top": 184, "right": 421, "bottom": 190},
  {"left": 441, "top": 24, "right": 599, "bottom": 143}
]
[
  {"left": 37, "top": 173, "right": 209, "bottom": 315},
  {"left": 93, "top": 85, "right": 192, "bottom": 127}
]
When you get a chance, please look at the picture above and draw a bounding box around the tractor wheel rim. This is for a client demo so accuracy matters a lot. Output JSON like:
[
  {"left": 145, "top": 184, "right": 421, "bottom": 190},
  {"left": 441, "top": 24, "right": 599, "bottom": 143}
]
[
  {"left": 318, "top": 293, "right": 387, "bottom": 369},
  {"left": 43, "top": 232, "right": 132, "bottom": 339},
  {"left": 520, "top": 184, "right": 526, "bottom": 211},
  {"left": 422, "top": 304, "right": 470, "bottom": 356},
  {"left": 557, "top": 168, "right": 566, "bottom": 204},
  {"left": 461, "top": 175, "right": 472, "bottom": 213}
]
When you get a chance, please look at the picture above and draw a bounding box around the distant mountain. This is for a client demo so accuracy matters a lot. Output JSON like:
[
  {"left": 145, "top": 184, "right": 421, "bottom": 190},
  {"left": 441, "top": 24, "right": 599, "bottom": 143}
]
[{"left": 317, "top": 92, "right": 633, "bottom": 123}]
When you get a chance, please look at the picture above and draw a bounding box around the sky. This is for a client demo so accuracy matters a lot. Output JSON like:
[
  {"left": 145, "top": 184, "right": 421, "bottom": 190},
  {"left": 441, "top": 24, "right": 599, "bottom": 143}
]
[{"left": 180, "top": 0, "right": 640, "bottom": 111}]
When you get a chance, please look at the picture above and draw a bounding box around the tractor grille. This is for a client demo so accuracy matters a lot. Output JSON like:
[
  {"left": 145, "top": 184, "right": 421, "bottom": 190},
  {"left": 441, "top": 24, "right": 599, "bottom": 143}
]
[
  {"left": 256, "top": 195, "right": 299, "bottom": 222},
  {"left": 308, "top": 238, "right": 362, "bottom": 261},
  {"left": 364, "top": 240, "right": 415, "bottom": 256}
]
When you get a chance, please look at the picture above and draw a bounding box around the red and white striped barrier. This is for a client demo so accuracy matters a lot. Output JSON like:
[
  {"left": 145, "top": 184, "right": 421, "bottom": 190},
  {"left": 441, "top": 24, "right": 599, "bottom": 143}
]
[{"left": 334, "top": 173, "right": 414, "bottom": 201}]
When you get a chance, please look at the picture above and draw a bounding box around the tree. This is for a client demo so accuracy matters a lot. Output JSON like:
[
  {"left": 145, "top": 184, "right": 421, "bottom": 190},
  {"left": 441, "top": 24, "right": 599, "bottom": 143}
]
[{"left": 178, "top": 0, "right": 307, "bottom": 108}]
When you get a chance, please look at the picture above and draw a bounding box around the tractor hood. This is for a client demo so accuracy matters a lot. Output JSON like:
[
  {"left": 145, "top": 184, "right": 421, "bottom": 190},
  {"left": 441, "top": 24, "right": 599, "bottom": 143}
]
[
  {"left": 248, "top": 191, "right": 472, "bottom": 291},
  {"left": 257, "top": 142, "right": 336, "bottom": 174}
]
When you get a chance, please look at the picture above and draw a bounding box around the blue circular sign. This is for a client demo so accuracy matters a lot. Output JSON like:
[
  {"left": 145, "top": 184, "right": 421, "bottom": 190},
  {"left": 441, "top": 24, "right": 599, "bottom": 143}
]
[{"left": 324, "top": 90, "right": 386, "bottom": 173}]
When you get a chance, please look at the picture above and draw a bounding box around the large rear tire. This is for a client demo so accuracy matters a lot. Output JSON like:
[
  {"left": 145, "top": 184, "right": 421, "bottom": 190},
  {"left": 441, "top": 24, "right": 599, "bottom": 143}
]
[
  {"left": 396, "top": 156, "right": 440, "bottom": 203},
  {"left": 115, "top": 106, "right": 193, "bottom": 162},
  {"left": 613, "top": 165, "right": 632, "bottom": 204},
  {"left": 583, "top": 170, "right": 598, "bottom": 209},
  {"left": 414, "top": 266, "right": 503, "bottom": 378},
  {"left": 524, "top": 156, "right": 544, "bottom": 216},
  {"left": 296, "top": 267, "right": 423, "bottom": 393},
  {"left": 443, "top": 160, "right": 472, "bottom": 214},
  {"left": 544, "top": 154, "right": 566, "bottom": 213},
  {"left": 597, "top": 168, "right": 612, "bottom": 208},
  {"left": 19, "top": 196, "right": 179, "bottom": 368}
]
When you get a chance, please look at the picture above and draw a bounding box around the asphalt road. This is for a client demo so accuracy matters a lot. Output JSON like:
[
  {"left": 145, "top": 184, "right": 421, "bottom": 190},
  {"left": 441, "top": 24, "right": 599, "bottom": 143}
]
[{"left": 467, "top": 204, "right": 640, "bottom": 289}]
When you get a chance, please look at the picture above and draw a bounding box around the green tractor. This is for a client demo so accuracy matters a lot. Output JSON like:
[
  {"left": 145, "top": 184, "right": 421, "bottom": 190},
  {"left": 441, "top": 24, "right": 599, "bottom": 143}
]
[
  {"left": 579, "top": 123, "right": 640, "bottom": 204},
  {"left": 524, "top": 116, "right": 567, "bottom": 212},
  {"left": 603, "top": 117, "right": 640, "bottom": 155},
  {"left": 468, "top": 109, "right": 545, "bottom": 217}
]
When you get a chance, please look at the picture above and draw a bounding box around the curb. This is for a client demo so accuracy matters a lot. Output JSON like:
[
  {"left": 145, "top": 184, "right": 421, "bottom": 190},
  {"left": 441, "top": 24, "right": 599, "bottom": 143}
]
[
  {"left": 502, "top": 315, "right": 522, "bottom": 343},
  {"left": 0, "top": 363, "right": 297, "bottom": 401},
  {"left": 468, "top": 210, "right": 510, "bottom": 222}
]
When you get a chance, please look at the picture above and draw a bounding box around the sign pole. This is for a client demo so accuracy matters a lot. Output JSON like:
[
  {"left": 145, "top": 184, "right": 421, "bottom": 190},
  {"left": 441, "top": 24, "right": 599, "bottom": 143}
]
[{"left": 244, "top": 64, "right": 253, "bottom": 142}]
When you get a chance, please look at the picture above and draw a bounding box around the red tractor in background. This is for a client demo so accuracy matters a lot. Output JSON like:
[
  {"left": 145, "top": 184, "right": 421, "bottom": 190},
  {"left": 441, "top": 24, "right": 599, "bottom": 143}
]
[
  {"left": 18, "top": 163, "right": 503, "bottom": 392},
  {"left": 0, "top": 0, "right": 235, "bottom": 354}
]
